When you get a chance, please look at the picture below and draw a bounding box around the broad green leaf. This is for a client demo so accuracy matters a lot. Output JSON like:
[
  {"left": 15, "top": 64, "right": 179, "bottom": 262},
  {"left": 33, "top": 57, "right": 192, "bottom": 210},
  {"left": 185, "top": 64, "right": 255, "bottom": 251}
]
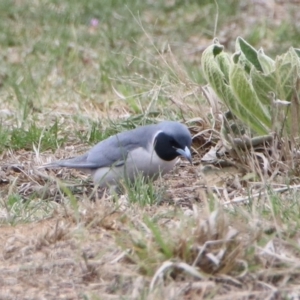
[
  {"left": 275, "top": 49, "right": 299, "bottom": 101},
  {"left": 232, "top": 51, "right": 241, "bottom": 64},
  {"left": 212, "top": 43, "right": 224, "bottom": 56},
  {"left": 252, "top": 48, "right": 299, "bottom": 105},
  {"left": 201, "top": 43, "right": 227, "bottom": 94},
  {"left": 230, "top": 60, "right": 271, "bottom": 129},
  {"left": 201, "top": 43, "right": 268, "bottom": 134},
  {"left": 250, "top": 68, "right": 276, "bottom": 106},
  {"left": 276, "top": 64, "right": 295, "bottom": 101},
  {"left": 215, "top": 51, "right": 231, "bottom": 83},
  {"left": 223, "top": 85, "right": 269, "bottom": 135},
  {"left": 234, "top": 50, "right": 252, "bottom": 74},
  {"left": 257, "top": 48, "right": 275, "bottom": 74},
  {"left": 236, "top": 37, "right": 263, "bottom": 72}
]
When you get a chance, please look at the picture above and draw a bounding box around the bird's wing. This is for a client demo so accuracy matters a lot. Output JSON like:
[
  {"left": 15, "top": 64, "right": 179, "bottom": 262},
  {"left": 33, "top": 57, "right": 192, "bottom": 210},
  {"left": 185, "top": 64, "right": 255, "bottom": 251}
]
[
  {"left": 45, "top": 153, "right": 93, "bottom": 169},
  {"left": 47, "top": 125, "right": 159, "bottom": 169},
  {"left": 86, "top": 135, "right": 141, "bottom": 168},
  {"left": 86, "top": 125, "right": 159, "bottom": 168}
]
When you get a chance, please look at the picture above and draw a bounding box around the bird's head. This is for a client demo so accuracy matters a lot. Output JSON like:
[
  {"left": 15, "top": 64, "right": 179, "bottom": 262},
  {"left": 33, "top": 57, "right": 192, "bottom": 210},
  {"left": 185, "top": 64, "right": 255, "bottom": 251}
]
[{"left": 154, "top": 122, "right": 192, "bottom": 164}]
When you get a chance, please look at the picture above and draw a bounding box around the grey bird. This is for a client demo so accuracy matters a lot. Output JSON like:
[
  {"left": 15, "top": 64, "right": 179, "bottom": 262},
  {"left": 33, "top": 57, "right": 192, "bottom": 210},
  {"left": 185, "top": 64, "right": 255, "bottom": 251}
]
[{"left": 45, "top": 121, "right": 192, "bottom": 187}]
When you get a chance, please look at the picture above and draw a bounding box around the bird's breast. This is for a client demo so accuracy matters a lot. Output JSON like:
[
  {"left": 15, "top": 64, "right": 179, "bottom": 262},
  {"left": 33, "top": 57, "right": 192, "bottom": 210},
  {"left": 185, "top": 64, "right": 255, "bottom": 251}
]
[
  {"left": 125, "top": 146, "right": 178, "bottom": 177},
  {"left": 91, "top": 147, "right": 177, "bottom": 187}
]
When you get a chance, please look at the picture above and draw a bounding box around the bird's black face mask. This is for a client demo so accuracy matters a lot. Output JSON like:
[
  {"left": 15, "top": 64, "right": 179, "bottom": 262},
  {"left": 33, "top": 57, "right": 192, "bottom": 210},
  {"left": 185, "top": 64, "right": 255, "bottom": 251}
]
[{"left": 154, "top": 132, "right": 192, "bottom": 163}]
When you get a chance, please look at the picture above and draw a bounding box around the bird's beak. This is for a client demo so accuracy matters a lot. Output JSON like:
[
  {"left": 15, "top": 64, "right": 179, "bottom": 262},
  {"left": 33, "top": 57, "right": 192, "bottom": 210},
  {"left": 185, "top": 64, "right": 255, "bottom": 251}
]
[{"left": 176, "top": 146, "right": 192, "bottom": 164}]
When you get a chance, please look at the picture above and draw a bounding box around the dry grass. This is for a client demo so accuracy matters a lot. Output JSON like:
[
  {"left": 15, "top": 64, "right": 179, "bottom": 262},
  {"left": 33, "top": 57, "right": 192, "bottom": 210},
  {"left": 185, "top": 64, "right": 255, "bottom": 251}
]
[
  {"left": 2, "top": 144, "right": 300, "bottom": 299},
  {"left": 1, "top": 194, "right": 300, "bottom": 299}
]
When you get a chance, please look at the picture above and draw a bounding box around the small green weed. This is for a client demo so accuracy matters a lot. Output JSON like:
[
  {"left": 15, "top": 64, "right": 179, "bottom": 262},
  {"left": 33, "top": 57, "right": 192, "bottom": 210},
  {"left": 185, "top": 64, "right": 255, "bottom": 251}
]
[{"left": 1, "top": 194, "right": 57, "bottom": 225}]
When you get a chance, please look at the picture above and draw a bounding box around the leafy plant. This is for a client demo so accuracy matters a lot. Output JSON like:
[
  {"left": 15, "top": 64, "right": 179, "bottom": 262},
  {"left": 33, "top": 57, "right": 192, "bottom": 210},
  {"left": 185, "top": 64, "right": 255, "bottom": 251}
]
[{"left": 201, "top": 37, "right": 300, "bottom": 138}]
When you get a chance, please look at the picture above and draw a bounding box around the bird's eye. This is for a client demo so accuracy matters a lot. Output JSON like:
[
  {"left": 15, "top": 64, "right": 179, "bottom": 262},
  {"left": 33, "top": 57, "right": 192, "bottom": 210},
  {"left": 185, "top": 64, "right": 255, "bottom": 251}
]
[{"left": 170, "top": 139, "right": 180, "bottom": 148}]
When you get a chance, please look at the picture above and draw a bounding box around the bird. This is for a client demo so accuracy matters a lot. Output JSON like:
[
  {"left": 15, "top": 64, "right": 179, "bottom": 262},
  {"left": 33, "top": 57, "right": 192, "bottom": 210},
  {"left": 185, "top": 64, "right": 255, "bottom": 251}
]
[{"left": 45, "top": 121, "right": 192, "bottom": 187}]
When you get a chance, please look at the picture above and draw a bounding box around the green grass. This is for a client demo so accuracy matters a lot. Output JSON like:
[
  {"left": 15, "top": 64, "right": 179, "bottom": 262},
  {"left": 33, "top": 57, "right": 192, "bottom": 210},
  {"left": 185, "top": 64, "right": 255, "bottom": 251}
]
[
  {"left": 1, "top": 0, "right": 297, "bottom": 128},
  {"left": 1, "top": 0, "right": 300, "bottom": 298},
  {"left": 0, "top": 194, "right": 58, "bottom": 225}
]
